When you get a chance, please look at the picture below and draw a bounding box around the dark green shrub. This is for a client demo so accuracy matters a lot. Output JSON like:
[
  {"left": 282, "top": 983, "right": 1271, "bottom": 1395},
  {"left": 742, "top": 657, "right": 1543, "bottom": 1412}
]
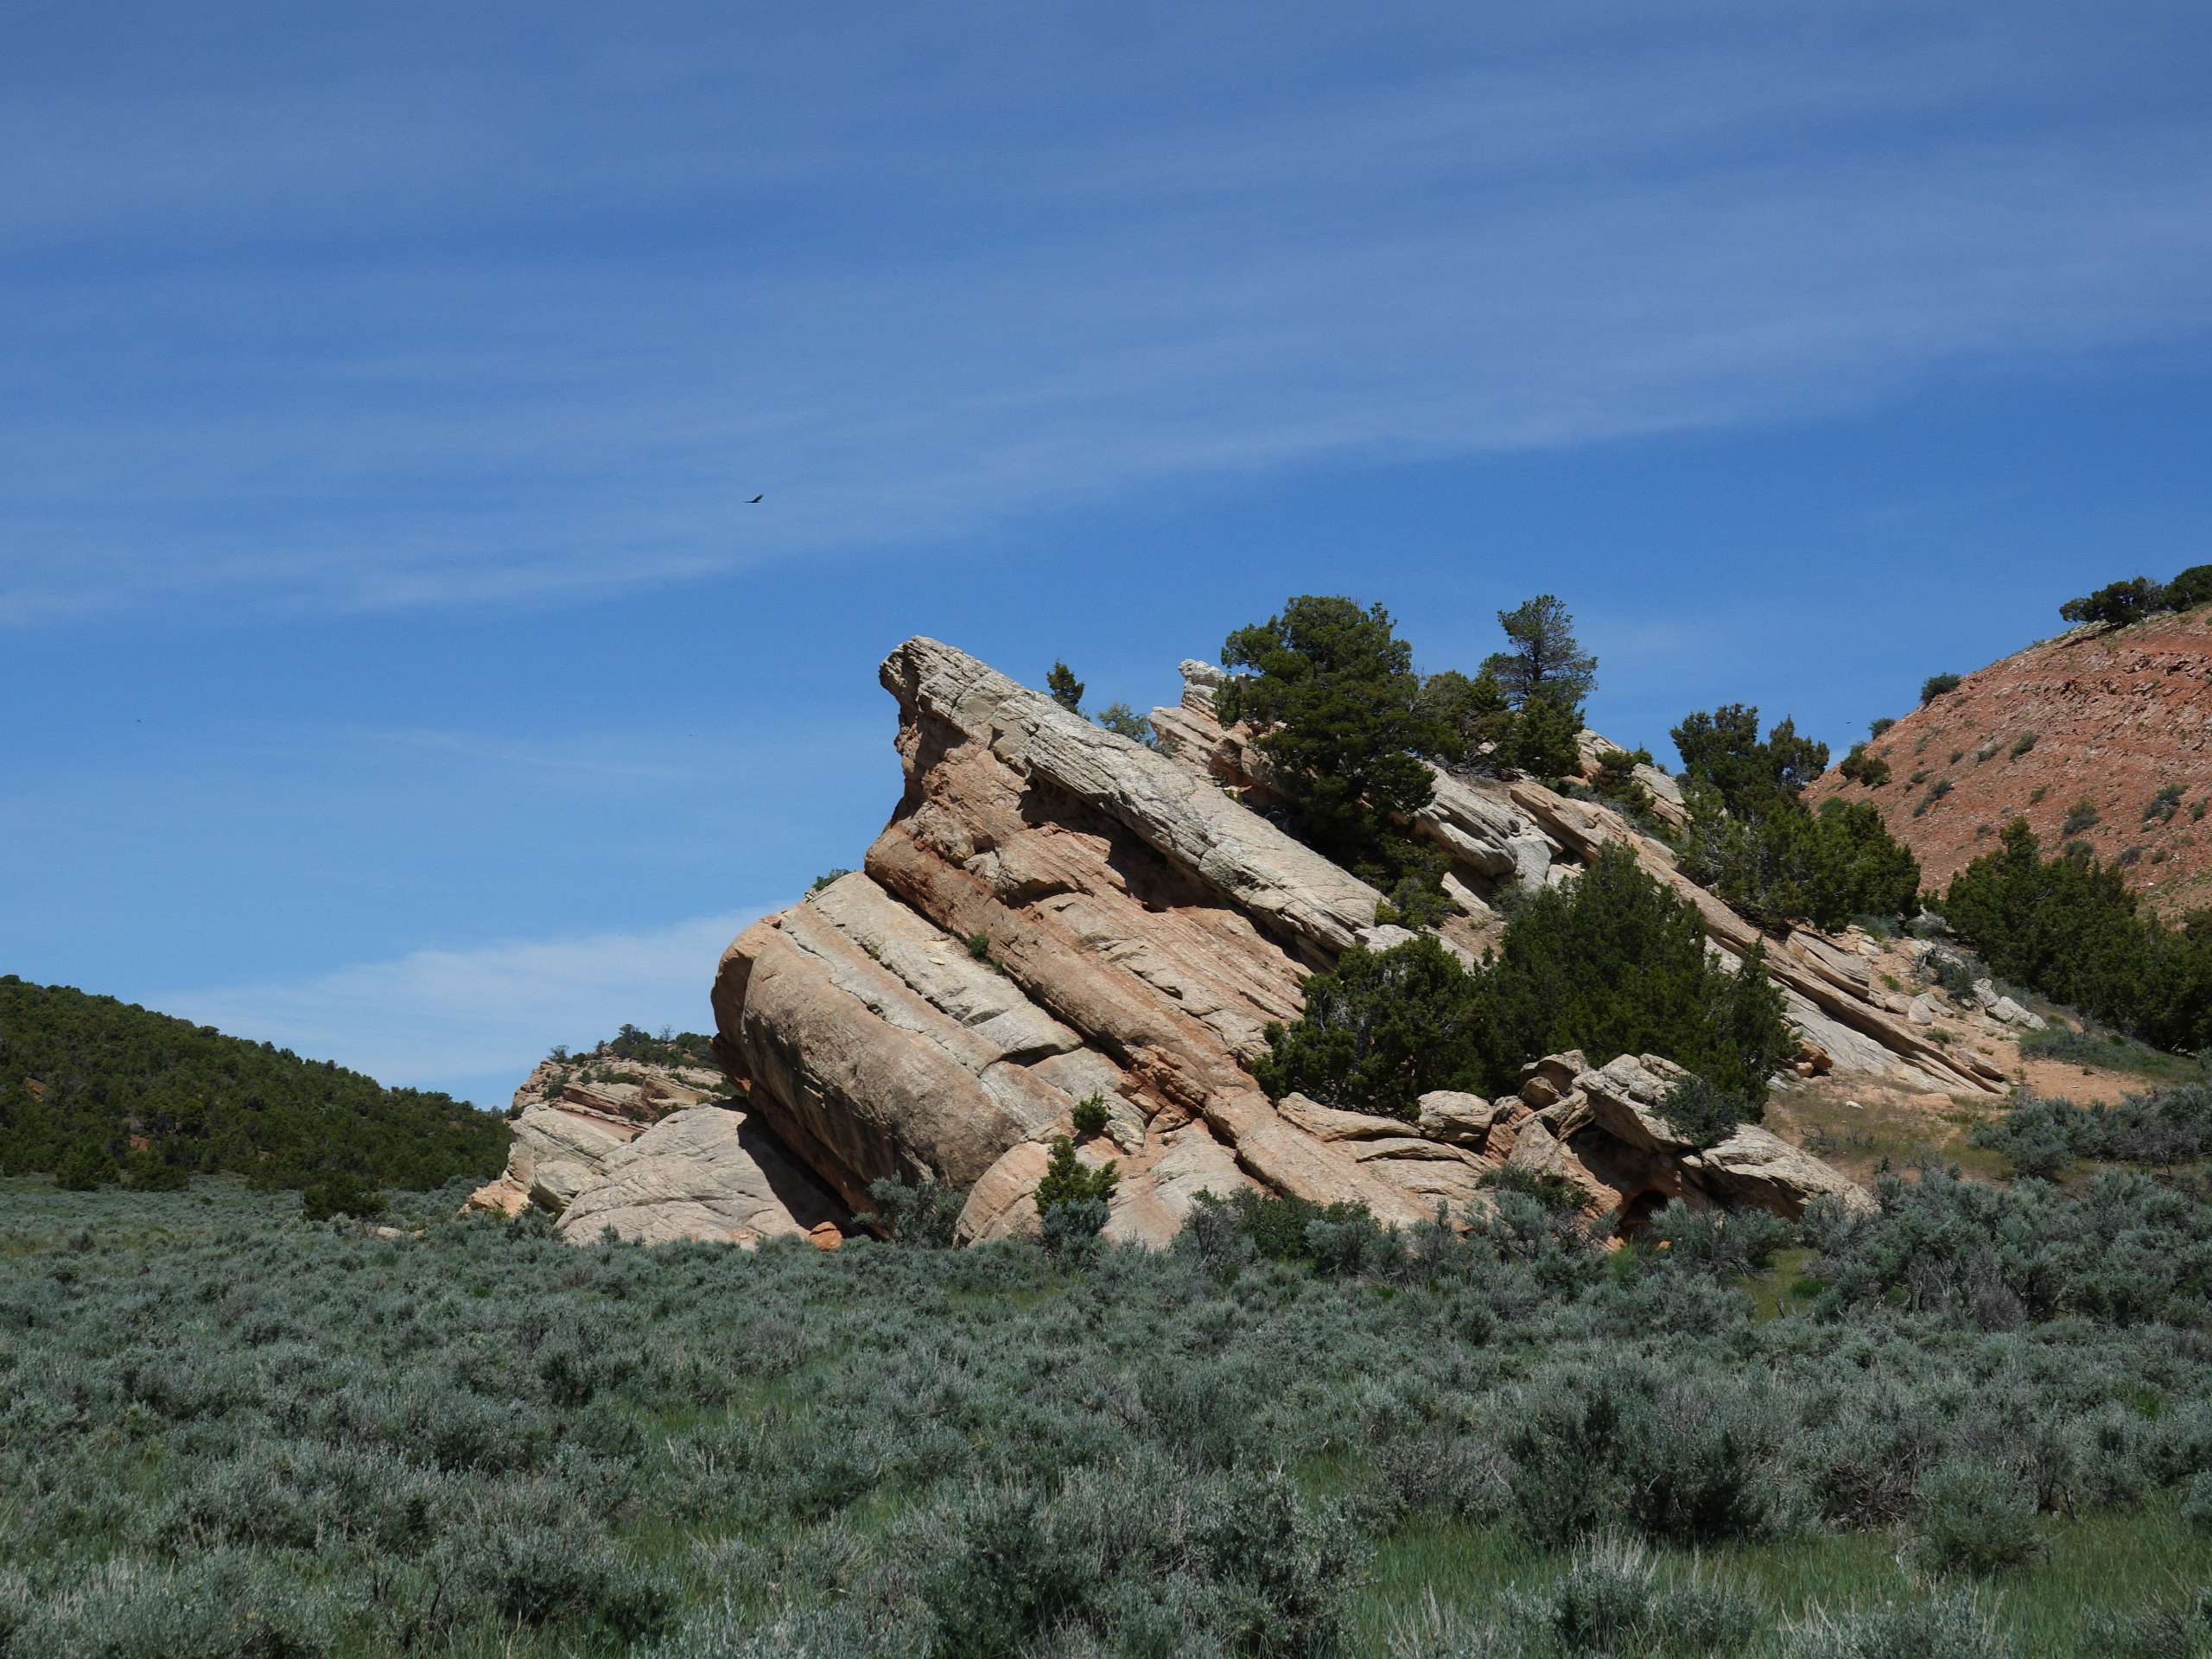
[
  {"left": 1034, "top": 1137, "right": 1117, "bottom": 1254},
  {"left": 55, "top": 1142, "right": 118, "bottom": 1191},
  {"left": 1094, "top": 702, "right": 1155, "bottom": 746},
  {"left": 865, "top": 1174, "right": 964, "bottom": 1248},
  {"left": 2163, "top": 563, "right": 2212, "bottom": 611},
  {"left": 124, "top": 1150, "right": 189, "bottom": 1192},
  {"left": 1503, "top": 695, "right": 1585, "bottom": 780},
  {"left": 1372, "top": 844, "right": 1454, "bottom": 929},
  {"left": 1922, "top": 673, "right": 1963, "bottom": 702},
  {"left": 1258, "top": 848, "right": 1793, "bottom": 1116},
  {"left": 1839, "top": 742, "right": 1891, "bottom": 787},
  {"left": 1254, "top": 932, "right": 1482, "bottom": 1118},
  {"left": 2061, "top": 798, "right": 2101, "bottom": 836},
  {"left": 1679, "top": 790, "right": 1921, "bottom": 931},
  {"left": 1591, "top": 747, "right": 1649, "bottom": 805},
  {"left": 2009, "top": 732, "right": 2037, "bottom": 759},
  {"left": 806, "top": 867, "right": 854, "bottom": 893},
  {"left": 1870, "top": 717, "right": 1897, "bottom": 737},
  {"left": 1654, "top": 1075, "right": 1755, "bottom": 1148},
  {"left": 2060, "top": 576, "right": 2164, "bottom": 628},
  {"left": 1468, "top": 848, "right": 1796, "bottom": 1103},
  {"left": 1909, "top": 1460, "right": 2044, "bottom": 1576},
  {"left": 1943, "top": 821, "right": 2212, "bottom": 1052},
  {"left": 1420, "top": 665, "right": 1516, "bottom": 765},
  {"left": 299, "top": 1172, "right": 385, "bottom": 1223},
  {"left": 1070, "top": 1092, "right": 1111, "bottom": 1138}
]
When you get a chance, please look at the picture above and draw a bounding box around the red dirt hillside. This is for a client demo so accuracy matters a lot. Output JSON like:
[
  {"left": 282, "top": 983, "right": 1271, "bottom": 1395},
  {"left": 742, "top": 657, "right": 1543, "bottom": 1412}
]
[{"left": 1804, "top": 605, "right": 2212, "bottom": 919}]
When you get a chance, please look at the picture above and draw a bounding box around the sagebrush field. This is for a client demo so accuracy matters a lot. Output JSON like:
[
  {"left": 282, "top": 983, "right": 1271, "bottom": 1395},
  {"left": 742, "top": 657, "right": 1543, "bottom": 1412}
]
[{"left": 3, "top": 1161, "right": 2209, "bottom": 1658}]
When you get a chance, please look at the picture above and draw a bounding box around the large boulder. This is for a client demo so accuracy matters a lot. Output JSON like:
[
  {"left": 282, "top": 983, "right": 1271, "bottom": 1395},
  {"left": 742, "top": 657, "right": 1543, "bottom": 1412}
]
[
  {"left": 1568, "top": 1051, "right": 1874, "bottom": 1218},
  {"left": 556, "top": 1107, "right": 845, "bottom": 1247},
  {"left": 466, "top": 1103, "right": 643, "bottom": 1217}
]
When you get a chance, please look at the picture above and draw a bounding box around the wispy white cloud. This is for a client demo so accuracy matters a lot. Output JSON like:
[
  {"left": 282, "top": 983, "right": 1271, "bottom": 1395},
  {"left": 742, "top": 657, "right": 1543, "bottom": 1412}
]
[
  {"left": 155, "top": 911, "right": 766, "bottom": 1105},
  {"left": 360, "top": 728, "right": 709, "bottom": 784},
  {"left": 3, "top": 1, "right": 2209, "bottom": 623}
]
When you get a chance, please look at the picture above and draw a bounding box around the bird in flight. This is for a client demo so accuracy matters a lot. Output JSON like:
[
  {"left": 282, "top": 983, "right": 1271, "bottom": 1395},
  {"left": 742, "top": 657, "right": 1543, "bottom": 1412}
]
[{"left": 747, "top": 493, "right": 765, "bottom": 504}]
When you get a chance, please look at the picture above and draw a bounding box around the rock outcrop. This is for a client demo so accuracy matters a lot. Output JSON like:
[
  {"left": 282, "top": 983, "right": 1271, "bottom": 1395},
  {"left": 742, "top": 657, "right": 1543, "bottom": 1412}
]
[
  {"left": 701, "top": 638, "right": 1942, "bottom": 1245},
  {"left": 555, "top": 1107, "right": 846, "bottom": 1247},
  {"left": 468, "top": 1045, "right": 846, "bottom": 1248}
]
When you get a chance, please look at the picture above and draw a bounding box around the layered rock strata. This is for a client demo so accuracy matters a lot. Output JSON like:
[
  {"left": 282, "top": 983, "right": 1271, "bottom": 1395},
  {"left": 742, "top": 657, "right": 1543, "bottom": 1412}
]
[
  {"left": 468, "top": 1051, "right": 845, "bottom": 1249},
  {"left": 705, "top": 639, "right": 1926, "bottom": 1246}
]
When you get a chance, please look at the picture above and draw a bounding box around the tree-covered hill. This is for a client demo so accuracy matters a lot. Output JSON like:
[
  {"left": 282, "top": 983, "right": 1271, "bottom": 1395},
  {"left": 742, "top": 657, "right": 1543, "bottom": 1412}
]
[{"left": 0, "top": 976, "right": 508, "bottom": 1191}]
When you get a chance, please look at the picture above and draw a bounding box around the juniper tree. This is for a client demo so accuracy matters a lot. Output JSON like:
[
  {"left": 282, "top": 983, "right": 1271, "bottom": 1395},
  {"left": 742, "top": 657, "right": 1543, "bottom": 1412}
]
[
  {"left": 1483, "top": 594, "right": 1598, "bottom": 715},
  {"left": 1216, "top": 596, "right": 1451, "bottom": 879},
  {"left": 1046, "top": 660, "right": 1085, "bottom": 714}
]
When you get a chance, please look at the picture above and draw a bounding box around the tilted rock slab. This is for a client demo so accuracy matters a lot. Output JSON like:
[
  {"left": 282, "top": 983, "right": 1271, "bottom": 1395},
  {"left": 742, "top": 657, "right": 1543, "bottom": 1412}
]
[
  {"left": 467, "top": 1051, "right": 849, "bottom": 1249},
  {"left": 702, "top": 639, "right": 1893, "bottom": 1243},
  {"left": 466, "top": 1102, "right": 645, "bottom": 1217},
  {"left": 715, "top": 639, "right": 1503, "bottom": 1236},
  {"left": 556, "top": 1106, "right": 844, "bottom": 1247}
]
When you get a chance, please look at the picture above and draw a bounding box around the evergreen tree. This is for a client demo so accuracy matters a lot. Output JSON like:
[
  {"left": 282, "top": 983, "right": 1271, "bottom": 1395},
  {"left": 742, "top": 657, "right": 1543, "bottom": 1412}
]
[
  {"left": 1502, "top": 696, "right": 1583, "bottom": 780},
  {"left": 1046, "top": 661, "right": 1085, "bottom": 714},
  {"left": 1254, "top": 846, "right": 1796, "bottom": 1117},
  {"left": 0, "top": 977, "right": 506, "bottom": 1191},
  {"left": 2164, "top": 563, "right": 2212, "bottom": 610},
  {"left": 1483, "top": 594, "right": 1598, "bottom": 715},
  {"left": 1253, "top": 933, "right": 1483, "bottom": 1119},
  {"left": 1670, "top": 704, "right": 1828, "bottom": 816},
  {"left": 1418, "top": 667, "right": 1515, "bottom": 766},
  {"left": 1095, "top": 702, "right": 1155, "bottom": 746},
  {"left": 2059, "top": 576, "right": 2164, "bottom": 628},
  {"left": 1943, "top": 821, "right": 2212, "bottom": 1053},
  {"left": 1216, "top": 597, "right": 1451, "bottom": 877}
]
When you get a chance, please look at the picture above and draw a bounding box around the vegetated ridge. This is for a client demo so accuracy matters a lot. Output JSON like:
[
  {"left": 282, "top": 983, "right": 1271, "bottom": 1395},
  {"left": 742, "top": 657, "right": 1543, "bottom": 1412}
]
[
  {"left": 1807, "top": 594, "right": 2212, "bottom": 919},
  {"left": 0, "top": 975, "right": 508, "bottom": 1191}
]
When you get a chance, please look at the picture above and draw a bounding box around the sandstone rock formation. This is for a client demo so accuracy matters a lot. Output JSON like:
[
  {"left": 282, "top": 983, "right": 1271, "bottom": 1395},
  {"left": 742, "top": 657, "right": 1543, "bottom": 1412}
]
[
  {"left": 1803, "top": 605, "right": 2212, "bottom": 918},
  {"left": 468, "top": 1045, "right": 844, "bottom": 1248},
  {"left": 554, "top": 1106, "right": 845, "bottom": 1247},
  {"left": 698, "top": 638, "right": 1965, "bottom": 1247}
]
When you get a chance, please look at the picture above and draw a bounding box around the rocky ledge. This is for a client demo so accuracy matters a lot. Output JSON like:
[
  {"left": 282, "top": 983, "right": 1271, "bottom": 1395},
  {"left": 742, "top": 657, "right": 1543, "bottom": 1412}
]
[
  {"left": 467, "top": 1046, "right": 844, "bottom": 1247},
  {"left": 480, "top": 639, "right": 1997, "bottom": 1248}
]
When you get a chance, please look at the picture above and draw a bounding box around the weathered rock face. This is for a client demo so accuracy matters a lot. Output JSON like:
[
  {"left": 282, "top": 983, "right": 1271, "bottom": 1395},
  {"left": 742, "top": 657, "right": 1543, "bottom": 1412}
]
[
  {"left": 555, "top": 1106, "right": 845, "bottom": 1247},
  {"left": 704, "top": 638, "right": 1912, "bottom": 1243},
  {"left": 466, "top": 1102, "right": 645, "bottom": 1217},
  {"left": 1571, "top": 1052, "right": 1876, "bottom": 1219},
  {"left": 467, "top": 1047, "right": 848, "bottom": 1249}
]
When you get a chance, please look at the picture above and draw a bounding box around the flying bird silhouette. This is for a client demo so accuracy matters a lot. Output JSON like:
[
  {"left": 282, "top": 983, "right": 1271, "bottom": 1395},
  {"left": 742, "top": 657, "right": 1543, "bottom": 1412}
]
[{"left": 747, "top": 493, "right": 764, "bottom": 504}]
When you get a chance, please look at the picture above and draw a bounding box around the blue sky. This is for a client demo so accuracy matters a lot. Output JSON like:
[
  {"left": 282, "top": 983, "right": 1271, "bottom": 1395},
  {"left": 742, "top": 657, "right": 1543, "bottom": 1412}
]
[{"left": 5, "top": 0, "right": 2209, "bottom": 1108}]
